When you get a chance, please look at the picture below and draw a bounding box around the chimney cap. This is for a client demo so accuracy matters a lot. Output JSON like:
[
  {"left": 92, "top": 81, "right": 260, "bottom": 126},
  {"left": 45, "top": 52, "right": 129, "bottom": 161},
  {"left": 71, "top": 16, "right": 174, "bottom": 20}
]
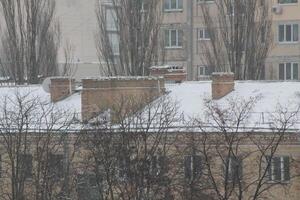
[{"left": 82, "top": 76, "right": 164, "bottom": 81}]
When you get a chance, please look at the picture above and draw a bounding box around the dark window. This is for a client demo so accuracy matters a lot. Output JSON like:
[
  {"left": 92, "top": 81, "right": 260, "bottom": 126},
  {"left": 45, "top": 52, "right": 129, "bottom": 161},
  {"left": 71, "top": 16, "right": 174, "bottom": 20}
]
[
  {"left": 171, "top": 30, "right": 177, "bottom": 46},
  {"left": 278, "top": 24, "right": 299, "bottom": 42},
  {"left": 267, "top": 156, "right": 290, "bottom": 182},
  {"left": 77, "top": 173, "right": 101, "bottom": 200},
  {"left": 279, "top": 63, "right": 285, "bottom": 80},
  {"left": 286, "top": 25, "right": 292, "bottom": 41},
  {"left": 20, "top": 154, "right": 32, "bottom": 179},
  {"left": 49, "top": 154, "right": 64, "bottom": 179},
  {"left": 184, "top": 155, "right": 202, "bottom": 181},
  {"left": 293, "top": 63, "right": 299, "bottom": 79},
  {"left": 293, "top": 24, "right": 299, "bottom": 41},
  {"left": 225, "top": 156, "right": 243, "bottom": 182},
  {"left": 286, "top": 63, "right": 292, "bottom": 79},
  {"left": 151, "top": 155, "right": 168, "bottom": 176},
  {"left": 279, "top": 25, "right": 285, "bottom": 42},
  {"left": 118, "top": 156, "right": 131, "bottom": 180},
  {"left": 279, "top": 63, "right": 299, "bottom": 80}
]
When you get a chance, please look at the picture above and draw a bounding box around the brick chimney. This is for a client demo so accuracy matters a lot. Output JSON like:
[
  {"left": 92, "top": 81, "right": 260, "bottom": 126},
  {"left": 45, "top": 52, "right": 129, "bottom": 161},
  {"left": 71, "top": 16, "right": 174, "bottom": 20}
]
[
  {"left": 212, "top": 73, "right": 234, "bottom": 99},
  {"left": 81, "top": 76, "right": 165, "bottom": 121},
  {"left": 50, "top": 77, "right": 75, "bottom": 102}
]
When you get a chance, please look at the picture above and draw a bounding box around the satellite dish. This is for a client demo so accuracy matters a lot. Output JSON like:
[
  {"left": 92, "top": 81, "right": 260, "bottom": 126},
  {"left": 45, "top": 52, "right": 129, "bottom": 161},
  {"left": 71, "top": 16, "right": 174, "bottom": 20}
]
[{"left": 42, "top": 77, "right": 51, "bottom": 93}]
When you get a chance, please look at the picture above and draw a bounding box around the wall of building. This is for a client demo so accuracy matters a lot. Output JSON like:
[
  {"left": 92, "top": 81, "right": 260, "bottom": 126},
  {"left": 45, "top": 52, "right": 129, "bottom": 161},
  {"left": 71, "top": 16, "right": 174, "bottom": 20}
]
[{"left": 55, "top": 0, "right": 101, "bottom": 79}]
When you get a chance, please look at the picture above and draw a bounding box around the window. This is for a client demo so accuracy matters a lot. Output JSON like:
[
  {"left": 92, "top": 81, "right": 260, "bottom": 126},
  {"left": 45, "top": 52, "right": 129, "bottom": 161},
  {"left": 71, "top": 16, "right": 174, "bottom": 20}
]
[
  {"left": 197, "top": 28, "right": 210, "bottom": 40},
  {"left": 149, "top": 155, "right": 168, "bottom": 176},
  {"left": 225, "top": 156, "right": 243, "bottom": 182},
  {"left": 278, "top": 0, "right": 298, "bottom": 4},
  {"left": 184, "top": 155, "right": 202, "bottom": 181},
  {"left": 164, "top": 0, "right": 183, "bottom": 11},
  {"left": 77, "top": 172, "right": 101, "bottom": 200},
  {"left": 118, "top": 156, "right": 131, "bottom": 180},
  {"left": 164, "top": 29, "right": 183, "bottom": 48},
  {"left": 197, "top": 65, "right": 211, "bottom": 78},
  {"left": 105, "top": 7, "right": 118, "bottom": 31},
  {"left": 20, "top": 154, "right": 33, "bottom": 179},
  {"left": 279, "top": 63, "right": 298, "bottom": 80},
  {"left": 267, "top": 156, "right": 290, "bottom": 182},
  {"left": 108, "top": 33, "right": 120, "bottom": 55},
  {"left": 278, "top": 24, "right": 299, "bottom": 42},
  {"left": 226, "top": 1, "right": 246, "bottom": 16},
  {"left": 49, "top": 154, "right": 64, "bottom": 179}
]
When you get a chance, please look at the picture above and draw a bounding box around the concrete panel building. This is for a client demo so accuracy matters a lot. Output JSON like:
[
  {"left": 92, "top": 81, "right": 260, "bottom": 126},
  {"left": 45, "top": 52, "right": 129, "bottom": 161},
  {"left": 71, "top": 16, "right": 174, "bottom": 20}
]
[{"left": 55, "top": 0, "right": 300, "bottom": 81}]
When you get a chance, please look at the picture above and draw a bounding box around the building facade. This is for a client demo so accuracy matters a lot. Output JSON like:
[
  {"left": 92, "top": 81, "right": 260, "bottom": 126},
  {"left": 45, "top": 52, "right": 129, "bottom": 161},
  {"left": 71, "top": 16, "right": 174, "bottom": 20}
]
[
  {"left": 161, "top": 0, "right": 300, "bottom": 80},
  {"left": 55, "top": 0, "right": 300, "bottom": 80}
]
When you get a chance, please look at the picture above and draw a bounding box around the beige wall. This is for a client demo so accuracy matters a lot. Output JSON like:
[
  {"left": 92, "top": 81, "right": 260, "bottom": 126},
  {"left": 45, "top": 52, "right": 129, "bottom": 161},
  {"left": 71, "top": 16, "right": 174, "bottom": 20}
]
[
  {"left": 55, "top": 0, "right": 102, "bottom": 79},
  {"left": 266, "top": 0, "right": 300, "bottom": 80},
  {"left": 161, "top": 0, "right": 300, "bottom": 80}
]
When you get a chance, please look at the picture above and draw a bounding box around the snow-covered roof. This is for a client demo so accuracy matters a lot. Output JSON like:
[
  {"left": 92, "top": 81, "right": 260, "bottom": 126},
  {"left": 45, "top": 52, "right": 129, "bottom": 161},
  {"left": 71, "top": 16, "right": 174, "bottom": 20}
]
[
  {"left": 1, "top": 80, "right": 300, "bottom": 132},
  {"left": 0, "top": 85, "right": 81, "bottom": 114},
  {"left": 167, "top": 81, "right": 300, "bottom": 130}
]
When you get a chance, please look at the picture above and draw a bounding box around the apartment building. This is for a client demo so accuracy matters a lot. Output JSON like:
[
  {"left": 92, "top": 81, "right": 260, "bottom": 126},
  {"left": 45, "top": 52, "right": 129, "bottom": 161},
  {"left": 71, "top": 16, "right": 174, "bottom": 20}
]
[
  {"left": 162, "top": 0, "right": 300, "bottom": 80},
  {"left": 1, "top": 74, "right": 300, "bottom": 199},
  {"left": 54, "top": 0, "right": 300, "bottom": 81}
]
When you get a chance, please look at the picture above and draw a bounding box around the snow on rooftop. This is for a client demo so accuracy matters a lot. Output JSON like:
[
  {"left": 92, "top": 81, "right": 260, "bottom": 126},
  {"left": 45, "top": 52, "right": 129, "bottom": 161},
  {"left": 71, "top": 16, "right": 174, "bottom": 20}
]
[
  {"left": 1, "top": 81, "right": 300, "bottom": 131},
  {"left": 166, "top": 81, "right": 300, "bottom": 128},
  {"left": 0, "top": 85, "right": 81, "bottom": 117}
]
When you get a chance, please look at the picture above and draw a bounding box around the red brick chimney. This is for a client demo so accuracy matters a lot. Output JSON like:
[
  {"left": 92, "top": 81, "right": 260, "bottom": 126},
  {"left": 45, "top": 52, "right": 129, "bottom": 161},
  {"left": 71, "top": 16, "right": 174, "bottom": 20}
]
[
  {"left": 81, "top": 77, "right": 165, "bottom": 121},
  {"left": 212, "top": 73, "right": 234, "bottom": 99},
  {"left": 50, "top": 77, "right": 75, "bottom": 102}
]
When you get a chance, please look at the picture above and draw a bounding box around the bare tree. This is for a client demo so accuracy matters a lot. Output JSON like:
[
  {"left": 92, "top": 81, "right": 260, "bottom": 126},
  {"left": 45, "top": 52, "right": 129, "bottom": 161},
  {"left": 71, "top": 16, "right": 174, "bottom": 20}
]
[
  {"left": 61, "top": 40, "right": 78, "bottom": 77},
  {"left": 95, "top": 0, "right": 164, "bottom": 76},
  {"left": 0, "top": 0, "right": 60, "bottom": 84},
  {"left": 80, "top": 95, "right": 179, "bottom": 200},
  {"left": 187, "top": 96, "right": 300, "bottom": 200},
  {"left": 0, "top": 91, "right": 77, "bottom": 200},
  {"left": 200, "top": 0, "right": 273, "bottom": 80}
]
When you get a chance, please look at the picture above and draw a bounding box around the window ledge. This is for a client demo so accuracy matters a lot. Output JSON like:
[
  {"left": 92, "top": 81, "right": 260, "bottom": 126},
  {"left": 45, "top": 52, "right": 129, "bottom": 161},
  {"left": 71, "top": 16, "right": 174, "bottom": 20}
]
[
  {"left": 197, "top": 2, "right": 215, "bottom": 4},
  {"left": 278, "top": 41, "right": 299, "bottom": 44},
  {"left": 165, "top": 46, "right": 183, "bottom": 49},
  {"left": 164, "top": 9, "right": 183, "bottom": 13},
  {"left": 278, "top": 3, "right": 298, "bottom": 6},
  {"left": 198, "top": 38, "right": 211, "bottom": 41},
  {"left": 267, "top": 180, "right": 290, "bottom": 184}
]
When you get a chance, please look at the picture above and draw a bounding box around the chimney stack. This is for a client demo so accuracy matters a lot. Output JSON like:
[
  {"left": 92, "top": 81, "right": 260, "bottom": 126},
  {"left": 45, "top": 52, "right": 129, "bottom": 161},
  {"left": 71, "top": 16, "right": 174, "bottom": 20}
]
[
  {"left": 50, "top": 77, "right": 75, "bottom": 102},
  {"left": 212, "top": 73, "right": 234, "bottom": 99},
  {"left": 81, "top": 76, "right": 165, "bottom": 121}
]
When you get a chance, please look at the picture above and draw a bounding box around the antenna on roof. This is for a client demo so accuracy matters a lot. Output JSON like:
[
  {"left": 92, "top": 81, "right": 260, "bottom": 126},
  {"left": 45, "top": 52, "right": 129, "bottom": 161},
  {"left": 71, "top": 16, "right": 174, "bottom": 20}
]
[{"left": 42, "top": 77, "right": 51, "bottom": 93}]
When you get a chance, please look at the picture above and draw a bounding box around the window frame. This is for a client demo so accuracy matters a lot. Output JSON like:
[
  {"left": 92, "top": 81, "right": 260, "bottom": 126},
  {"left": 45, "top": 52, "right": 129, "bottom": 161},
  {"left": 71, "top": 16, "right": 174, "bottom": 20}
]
[
  {"left": 164, "top": 29, "right": 183, "bottom": 49},
  {"left": 164, "top": 0, "right": 183, "bottom": 12},
  {"left": 278, "top": 23, "right": 299, "bottom": 43},
  {"left": 184, "top": 155, "right": 202, "bottom": 181},
  {"left": 197, "top": 65, "right": 212, "bottom": 79},
  {"left": 278, "top": 62, "right": 299, "bottom": 80},
  {"left": 197, "top": 28, "right": 210, "bottom": 41},
  {"left": 267, "top": 156, "right": 290, "bottom": 183},
  {"left": 225, "top": 156, "right": 243, "bottom": 182}
]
